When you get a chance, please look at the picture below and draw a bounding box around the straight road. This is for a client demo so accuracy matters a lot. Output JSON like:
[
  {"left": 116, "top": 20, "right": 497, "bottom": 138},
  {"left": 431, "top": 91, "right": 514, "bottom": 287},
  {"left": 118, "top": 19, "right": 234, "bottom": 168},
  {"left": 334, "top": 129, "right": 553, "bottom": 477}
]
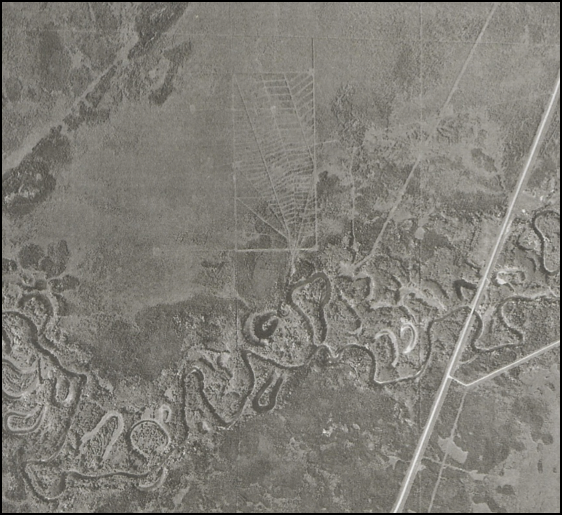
[{"left": 393, "top": 70, "right": 561, "bottom": 513}]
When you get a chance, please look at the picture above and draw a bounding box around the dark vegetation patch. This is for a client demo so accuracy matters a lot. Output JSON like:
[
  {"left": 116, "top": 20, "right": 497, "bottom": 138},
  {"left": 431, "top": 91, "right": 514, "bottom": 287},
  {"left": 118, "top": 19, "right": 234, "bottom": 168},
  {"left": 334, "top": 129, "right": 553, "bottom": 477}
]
[
  {"left": 130, "top": 3, "right": 189, "bottom": 59},
  {"left": 2, "top": 129, "right": 71, "bottom": 217},
  {"left": 91, "top": 296, "right": 236, "bottom": 382}
]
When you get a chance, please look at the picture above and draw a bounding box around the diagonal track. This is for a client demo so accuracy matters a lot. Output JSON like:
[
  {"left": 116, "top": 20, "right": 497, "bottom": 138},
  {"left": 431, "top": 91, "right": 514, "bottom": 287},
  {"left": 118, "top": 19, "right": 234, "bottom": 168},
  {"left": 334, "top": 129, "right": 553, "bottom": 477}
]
[
  {"left": 235, "top": 168, "right": 288, "bottom": 232},
  {"left": 355, "top": 2, "right": 501, "bottom": 271},
  {"left": 453, "top": 339, "right": 561, "bottom": 389},
  {"left": 236, "top": 198, "right": 289, "bottom": 243},
  {"left": 393, "top": 71, "right": 561, "bottom": 513}
]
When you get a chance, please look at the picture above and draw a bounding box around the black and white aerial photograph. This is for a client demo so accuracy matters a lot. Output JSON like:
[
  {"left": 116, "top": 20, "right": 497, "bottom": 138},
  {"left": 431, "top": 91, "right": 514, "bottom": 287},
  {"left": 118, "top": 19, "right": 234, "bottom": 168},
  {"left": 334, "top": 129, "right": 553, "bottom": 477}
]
[{"left": 2, "top": 3, "right": 560, "bottom": 513}]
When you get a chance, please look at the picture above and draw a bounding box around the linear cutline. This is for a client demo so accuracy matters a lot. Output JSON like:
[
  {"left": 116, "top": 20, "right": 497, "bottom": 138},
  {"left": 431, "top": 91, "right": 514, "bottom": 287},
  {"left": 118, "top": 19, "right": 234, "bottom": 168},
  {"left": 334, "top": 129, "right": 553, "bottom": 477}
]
[
  {"left": 455, "top": 340, "right": 561, "bottom": 389},
  {"left": 356, "top": 2, "right": 502, "bottom": 272}
]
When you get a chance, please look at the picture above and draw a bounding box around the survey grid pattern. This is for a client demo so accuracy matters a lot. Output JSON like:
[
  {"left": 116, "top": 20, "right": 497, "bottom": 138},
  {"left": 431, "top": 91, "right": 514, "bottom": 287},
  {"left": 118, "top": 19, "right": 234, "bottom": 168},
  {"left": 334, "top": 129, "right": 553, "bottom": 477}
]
[{"left": 233, "top": 72, "right": 318, "bottom": 253}]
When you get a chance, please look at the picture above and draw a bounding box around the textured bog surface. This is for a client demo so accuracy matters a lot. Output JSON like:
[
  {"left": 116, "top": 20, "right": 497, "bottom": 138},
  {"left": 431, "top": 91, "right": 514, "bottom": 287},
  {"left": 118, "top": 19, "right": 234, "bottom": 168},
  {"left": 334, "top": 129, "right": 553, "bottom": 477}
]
[{"left": 2, "top": 3, "right": 560, "bottom": 513}]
